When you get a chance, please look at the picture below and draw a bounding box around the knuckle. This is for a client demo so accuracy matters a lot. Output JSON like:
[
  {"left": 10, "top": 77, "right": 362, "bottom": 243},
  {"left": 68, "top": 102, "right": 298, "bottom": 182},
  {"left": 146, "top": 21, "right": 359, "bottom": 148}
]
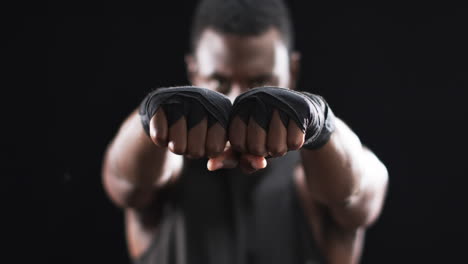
[
  {"left": 232, "top": 144, "right": 246, "bottom": 153},
  {"left": 288, "top": 138, "right": 303, "bottom": 150},
  {"left": 230, "top": 140, "right": 246, "bottom": 153},
  {"left": 187, "top": 149, "right": 204, "bottom": 159},
  {"left": 228, "top": 131, "right": 239, "bottom": 143},
  {"left": 172, "top": 146, "right": 186, "bottom": 155},
  {"left": 249, "top": 144, "right": 266, "bottom": 156},
  {"left": 155, "top": 135, "right": 167, "bottom": 145},
  {"left": 268, "top": 146, "right": 287, "bottom": 157},
  {"left": 206, "top": 144, "right": 224, "bottom": 157},
  {"left": 149, "top": 133, "right": 158, "bottom": 144}
]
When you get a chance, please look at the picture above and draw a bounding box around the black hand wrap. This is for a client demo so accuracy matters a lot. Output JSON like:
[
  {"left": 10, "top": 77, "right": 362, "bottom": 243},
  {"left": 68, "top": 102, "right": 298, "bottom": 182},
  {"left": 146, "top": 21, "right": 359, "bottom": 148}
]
[
  {"left": 139, "top": 86, "right": 232, "bottom": 136},
  {"left": 231, "top": 86, "right": 335, "bottom": 149}
]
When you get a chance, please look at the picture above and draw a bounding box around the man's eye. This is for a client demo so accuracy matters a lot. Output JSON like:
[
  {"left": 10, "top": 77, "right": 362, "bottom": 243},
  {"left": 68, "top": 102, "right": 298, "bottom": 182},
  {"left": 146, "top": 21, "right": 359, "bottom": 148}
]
[
  {"left": 215, "top": 78, "right": 230, "bottom": 93},
  {"left": 250, "top": 79, "right": 269, "bottom": 87}
]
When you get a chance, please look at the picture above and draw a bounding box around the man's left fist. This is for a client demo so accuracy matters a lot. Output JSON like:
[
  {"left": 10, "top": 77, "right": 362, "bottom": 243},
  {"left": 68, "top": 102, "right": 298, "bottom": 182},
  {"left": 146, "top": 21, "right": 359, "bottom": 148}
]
[{"left": 228, "top": 86, "right": 335, "bottom": 157}]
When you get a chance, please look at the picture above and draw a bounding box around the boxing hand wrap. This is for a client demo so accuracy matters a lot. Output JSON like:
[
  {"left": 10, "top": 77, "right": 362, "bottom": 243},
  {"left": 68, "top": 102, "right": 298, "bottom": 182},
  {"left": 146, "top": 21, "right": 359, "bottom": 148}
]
[
  {"left": 231, "top": 86, "right": 335, "bottom": 149},
  {"left": 139, "top": 86, "right": 232, "bottom": 136}
]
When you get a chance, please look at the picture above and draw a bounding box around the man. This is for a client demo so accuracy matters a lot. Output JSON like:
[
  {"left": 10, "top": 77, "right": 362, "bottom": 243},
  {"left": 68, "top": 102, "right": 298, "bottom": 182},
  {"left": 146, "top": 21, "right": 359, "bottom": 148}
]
[{"left": 102, "top": 0, "right": 388, "bottom": 263}]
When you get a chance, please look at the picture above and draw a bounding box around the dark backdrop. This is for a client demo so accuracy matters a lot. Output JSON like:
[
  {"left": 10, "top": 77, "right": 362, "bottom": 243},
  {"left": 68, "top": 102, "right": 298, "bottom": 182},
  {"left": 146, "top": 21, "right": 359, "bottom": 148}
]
[{"left": 4, "top": 4, "right": 467, "bottom": 264}]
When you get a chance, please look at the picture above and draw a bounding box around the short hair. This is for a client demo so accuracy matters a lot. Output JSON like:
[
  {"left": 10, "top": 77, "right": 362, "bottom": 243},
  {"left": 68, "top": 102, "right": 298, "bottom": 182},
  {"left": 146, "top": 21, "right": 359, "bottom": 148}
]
[{"left": 190, "top": 0, "right": 294, "bottom": 52}]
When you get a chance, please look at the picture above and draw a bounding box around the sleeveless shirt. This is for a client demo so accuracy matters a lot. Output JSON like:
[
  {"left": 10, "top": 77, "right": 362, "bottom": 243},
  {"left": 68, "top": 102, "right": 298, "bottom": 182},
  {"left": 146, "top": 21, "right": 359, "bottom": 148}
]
[{"left": 135, "top": 151, "right": 325, "bottom": 264}]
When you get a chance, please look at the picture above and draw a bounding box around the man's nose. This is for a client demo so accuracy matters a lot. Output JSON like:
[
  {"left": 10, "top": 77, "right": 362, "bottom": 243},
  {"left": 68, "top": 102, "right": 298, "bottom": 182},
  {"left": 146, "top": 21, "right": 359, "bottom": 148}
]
[
  {"left": 227, "top": 83, "right": 243, "bottom": 103},
  {"left": 227, "top": 83, "right": 249, "bottom": 103}
]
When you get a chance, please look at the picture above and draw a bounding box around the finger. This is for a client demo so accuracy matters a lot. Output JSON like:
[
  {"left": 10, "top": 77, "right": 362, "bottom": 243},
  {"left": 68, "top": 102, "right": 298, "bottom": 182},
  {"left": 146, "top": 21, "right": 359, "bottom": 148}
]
[
  {"left": 287, "top": 120, "right": 305, "bottom": 150},
  {"left": 239, "top": 153, "right": 267, "bottom": 174},
  {"left": 186, "top": 117, "right": 207, "bottom": 159},
  {"left": 266, "top": 109, "right": 288, "bottom": 157},
  {"left": 247, "top": 116, "right": 267, "bottom": 156},
  {"left": 168, "top": 116, "right": 187, "bottom": 155},
  {"left": 206, "top": 123, "right": 227, "bottom": 158},
  {"left": 229, "top": 116, "right": 247, "bottom": 153},
  {"left": 207, "top": 146, "right": 239, "bottom": 171},
  {"left": 149, "top": 108, "right": 168, "bottom": 147}
]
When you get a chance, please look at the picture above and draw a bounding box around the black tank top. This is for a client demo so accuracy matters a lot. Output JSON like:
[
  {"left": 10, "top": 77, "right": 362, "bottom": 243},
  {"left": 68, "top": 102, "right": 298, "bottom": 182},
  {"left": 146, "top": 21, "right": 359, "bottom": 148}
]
[{"left": 135, "top": 151, "right": 325, "bottom": 264}]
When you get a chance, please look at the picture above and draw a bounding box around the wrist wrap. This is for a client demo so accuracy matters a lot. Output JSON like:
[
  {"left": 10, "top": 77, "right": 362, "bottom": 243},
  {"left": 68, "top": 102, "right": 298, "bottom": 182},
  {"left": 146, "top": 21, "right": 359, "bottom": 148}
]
[
  {"left": 139, "top": 86, "right": 232, "bottom": 136},
  {"left": 231, "top": 86, "right": 335, "bottom": 149}
]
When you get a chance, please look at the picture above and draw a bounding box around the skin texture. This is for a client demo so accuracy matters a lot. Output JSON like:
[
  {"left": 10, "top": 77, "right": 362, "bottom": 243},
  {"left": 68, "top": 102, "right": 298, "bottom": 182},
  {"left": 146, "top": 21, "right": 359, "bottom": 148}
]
[{"left": 102, "top": 27, "right": 388, "bottom": 264}]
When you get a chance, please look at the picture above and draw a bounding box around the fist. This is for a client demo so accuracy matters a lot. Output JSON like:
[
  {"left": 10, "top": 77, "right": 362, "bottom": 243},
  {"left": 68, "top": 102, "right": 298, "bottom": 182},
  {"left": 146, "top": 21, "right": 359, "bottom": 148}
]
[
  {"left": 139, "top": 86, "right": 232, "bottom": 158},
  {"left": 229, "top": 86, "right": 335, "bottom": 157}
]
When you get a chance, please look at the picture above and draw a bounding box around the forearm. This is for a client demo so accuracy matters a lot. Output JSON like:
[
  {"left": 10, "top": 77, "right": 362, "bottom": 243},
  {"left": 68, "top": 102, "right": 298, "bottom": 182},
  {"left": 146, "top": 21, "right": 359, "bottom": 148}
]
[
  {"left": 300, "top": 118, "right": 388, "bottom": 229},
  {"left": 301, "top": 118, "right": 364, "bottom": 204},
  {"left": 102, "top": 109, "right": 176, "bottom": 209}
]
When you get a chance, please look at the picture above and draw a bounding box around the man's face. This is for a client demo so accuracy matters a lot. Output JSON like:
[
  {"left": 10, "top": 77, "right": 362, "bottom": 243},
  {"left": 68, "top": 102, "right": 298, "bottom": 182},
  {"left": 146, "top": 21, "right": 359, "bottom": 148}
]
[{"left": 187, "top": 28, "right": 299, "bottom": 102}]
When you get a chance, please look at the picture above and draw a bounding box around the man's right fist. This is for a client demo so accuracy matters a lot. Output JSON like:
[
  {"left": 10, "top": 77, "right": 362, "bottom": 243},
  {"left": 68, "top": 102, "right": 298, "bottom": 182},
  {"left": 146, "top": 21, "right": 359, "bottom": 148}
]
[{"left": 139, "top": 86, "right": 232, "bottom": 158}]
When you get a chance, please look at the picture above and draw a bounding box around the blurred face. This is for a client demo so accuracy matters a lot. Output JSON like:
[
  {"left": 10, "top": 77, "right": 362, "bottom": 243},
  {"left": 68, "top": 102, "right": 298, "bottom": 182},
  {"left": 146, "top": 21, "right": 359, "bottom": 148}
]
[{"left": 187, "top": 28, "right": 299, "bottom": 102}]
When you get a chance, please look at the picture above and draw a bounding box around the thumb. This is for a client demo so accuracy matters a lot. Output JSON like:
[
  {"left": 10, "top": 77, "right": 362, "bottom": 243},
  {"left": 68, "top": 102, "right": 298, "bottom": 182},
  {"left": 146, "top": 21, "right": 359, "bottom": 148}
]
[
  {"left": 239, "top": 154, "right": 267, "bottom": 174},
  {"left": 207, "top": 147, "right": 239, "bottom": 171}
]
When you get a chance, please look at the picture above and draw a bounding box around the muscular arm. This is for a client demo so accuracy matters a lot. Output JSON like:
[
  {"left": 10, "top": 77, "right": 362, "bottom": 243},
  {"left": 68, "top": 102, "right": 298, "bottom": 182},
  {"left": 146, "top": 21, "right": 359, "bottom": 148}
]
[
  {"left": 102, "top": 109, "right": 184, "bottom": 259},
  {"left": 225, "top": 87, "right": 387, "bottom": 262},
  {"left": 102, "top": 109, "right": 181, "bottom": 210},
  {"left": 298, "top": 117, "right": 388, "bottom": 263},
  {"left": 102, "top": 87, "right": 230, "bottom": 259}
]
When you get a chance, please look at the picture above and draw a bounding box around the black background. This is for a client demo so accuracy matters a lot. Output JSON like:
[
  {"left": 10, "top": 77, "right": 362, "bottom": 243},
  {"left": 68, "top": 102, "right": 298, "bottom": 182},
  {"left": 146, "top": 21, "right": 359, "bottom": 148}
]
[{"left": 4, "top": 3, "right": 468, "bottom": 264}]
